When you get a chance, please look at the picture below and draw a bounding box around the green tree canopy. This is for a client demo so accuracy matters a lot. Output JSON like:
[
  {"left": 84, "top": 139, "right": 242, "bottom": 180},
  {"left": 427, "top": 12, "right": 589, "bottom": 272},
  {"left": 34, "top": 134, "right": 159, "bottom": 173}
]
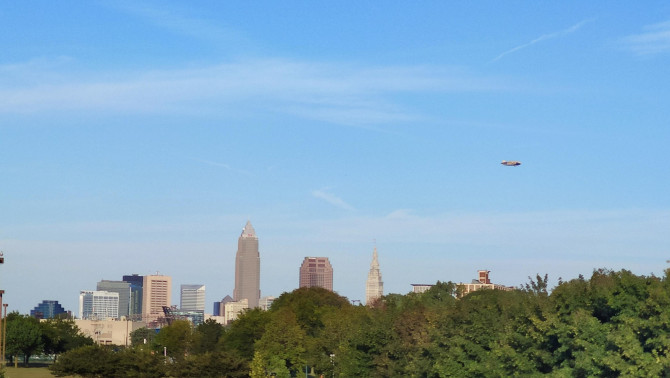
[
  {"left": 153, "top": 320, "right": 193, "bottom": 363},
  {"left": 5, "top": 312, "right": 43, "bottom": 366},
  {"left": 41, "top": 318, "right": 94, "bottom": 361}
]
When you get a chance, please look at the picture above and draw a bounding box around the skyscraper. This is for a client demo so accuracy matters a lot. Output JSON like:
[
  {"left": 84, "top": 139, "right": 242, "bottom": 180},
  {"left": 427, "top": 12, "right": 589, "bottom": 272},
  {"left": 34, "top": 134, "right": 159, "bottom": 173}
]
[
  {"left": 97, "top": 280, "right": 131, "bottom": 318},
  {"left": 234, "top": 221, "right": 260, "bottom": 308},
  {"left": 180, "top": 284, "right": 205, "bottom": 312},
  {"left": 142, "top": 274, "right": 171, "bottom": 324},
  {"left": 299, "top": 257, "right": 333, "bottom": 291},
  {"left": 122, "top": 274, "right": 143, "bottom": 319},
  {"left": 79, "top": 290, "right": 119, "bottom": 320},
  {"left": 365, "top": 247, "right": 383, "bottom": 305}
]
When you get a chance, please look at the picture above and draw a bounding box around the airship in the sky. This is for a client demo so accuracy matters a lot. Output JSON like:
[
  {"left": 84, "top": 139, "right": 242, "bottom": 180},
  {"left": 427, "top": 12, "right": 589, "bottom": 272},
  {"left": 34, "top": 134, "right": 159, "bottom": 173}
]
[{"left": 501, "top": 160, "right": 521, "bottom": 166}]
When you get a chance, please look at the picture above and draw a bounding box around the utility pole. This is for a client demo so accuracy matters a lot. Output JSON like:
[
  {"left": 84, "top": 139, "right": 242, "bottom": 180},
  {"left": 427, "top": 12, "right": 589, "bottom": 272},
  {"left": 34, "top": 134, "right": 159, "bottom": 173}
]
[
  {"left": 0, "top": 251, "right": 4, "bottom": 366},
  {"left": 2, "top": 304, "right": 6, "bottom": 366},
  {"left": 0, "top": 290, "right": 3, "bottom": 366}
]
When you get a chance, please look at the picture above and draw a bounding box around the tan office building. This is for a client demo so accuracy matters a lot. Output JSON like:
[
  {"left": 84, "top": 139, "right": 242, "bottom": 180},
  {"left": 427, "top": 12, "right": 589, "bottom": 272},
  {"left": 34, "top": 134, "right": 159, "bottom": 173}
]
[
  {"left": 75, "top": 319, "right": 146, "bottom": 346},
  {"left": 142, "top": 274, "right": 171, "bottom": 324},
  {"left": 299, "top": 257, "right": 333, "bottom": 291},
  {"left": 223, "top": 298, "right": 249, "bottom": 324}
]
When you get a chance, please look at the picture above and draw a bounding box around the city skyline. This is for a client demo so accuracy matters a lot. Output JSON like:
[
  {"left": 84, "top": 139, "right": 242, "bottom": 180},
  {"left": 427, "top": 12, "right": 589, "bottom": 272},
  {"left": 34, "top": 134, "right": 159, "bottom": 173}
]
[{"left": 2, "top": 2, "right": 670, "bottom": 315}]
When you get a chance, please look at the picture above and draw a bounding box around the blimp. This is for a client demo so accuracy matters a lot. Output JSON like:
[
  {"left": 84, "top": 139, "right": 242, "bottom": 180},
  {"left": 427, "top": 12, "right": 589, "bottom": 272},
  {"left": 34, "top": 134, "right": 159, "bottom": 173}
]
[{"left": 501, "top": 160, "right": 521, "bottom": 166}]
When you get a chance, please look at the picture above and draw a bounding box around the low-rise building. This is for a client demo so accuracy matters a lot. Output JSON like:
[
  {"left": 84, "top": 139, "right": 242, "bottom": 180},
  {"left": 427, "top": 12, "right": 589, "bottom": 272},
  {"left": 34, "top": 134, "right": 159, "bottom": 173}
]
[
  {"left": 259, "top": 296, "right": 275, "bottom": 311},
  {"left": 223, "top": 299, "right": 248, "bottom": 324},
  {"left": 74, "top": 318, "right": 146, "bottom": 346},
  {"left": 457, "top": 270, "right": 514, "bottom": 297},
  {"left": 411, "top": 284, "right": 434, "bottom": 294}
]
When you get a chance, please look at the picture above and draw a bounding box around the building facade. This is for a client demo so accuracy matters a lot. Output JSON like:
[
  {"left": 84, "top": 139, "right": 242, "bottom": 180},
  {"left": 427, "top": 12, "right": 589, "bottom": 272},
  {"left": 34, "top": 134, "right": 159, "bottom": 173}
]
[
  {"left": 259, "top": 296, "right": 275, "bottom": 311},
  {"left": 216, "top": 295, "right": 234, "bottom": 317},
  {"left": 180, "top": 284, "right": 206, "bottom": 312},
  {"left": 234, "top": 221, "right": 261, "bottom": 308},
  {"left": 223, "top": 299, "right": 248, "bottom": 324},
  {"left": 299, "top": 257, "right": 333, "bottom": 291},
  {"left": 30, "top": 300, "right": 67, "bottom": 319},
  {"left": 142, "top": 274, "right": 172, "bottom": 324},
  {"left": 365, "top": 247, "right": 383, "bottom": 305},
  {"left": 97, "top": 280, "right": 131, "bottom": 318},
  {"left": 75, "top": 319, "right": 146, "bottom": 346},
  {"left": 122, "top": 274, "right": 143, "bottom": 319},
  {"left": 411, "top": 284, "right": 434, "bottom": 294},
  {"left": 457, "top": 270, "right": 514, "bottom": 297},
  {"left": 79, "top": 290, "right": 120, "bottom": 320}
]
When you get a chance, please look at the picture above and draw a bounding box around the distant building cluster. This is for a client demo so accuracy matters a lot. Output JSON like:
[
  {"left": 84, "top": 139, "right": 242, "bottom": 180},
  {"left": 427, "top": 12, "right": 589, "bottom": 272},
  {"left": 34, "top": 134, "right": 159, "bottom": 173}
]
[
  {"left": 411, "top": 270, "right": 514, "bottom": 297},
  {"left": 458, "top": 270, "right": 514, "bottom": 297},
  {"left": 18, "top": 219, "right": 517, "bottom": 346}
]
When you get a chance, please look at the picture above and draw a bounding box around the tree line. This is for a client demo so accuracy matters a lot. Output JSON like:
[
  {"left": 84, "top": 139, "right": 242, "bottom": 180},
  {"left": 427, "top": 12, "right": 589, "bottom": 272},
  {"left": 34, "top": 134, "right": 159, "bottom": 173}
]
[
  {"left": 3, "top": 313, "right": 94, "bottom": 366},
  {"left": 12, "top": 268, "right": 670, "bottom": 377}
]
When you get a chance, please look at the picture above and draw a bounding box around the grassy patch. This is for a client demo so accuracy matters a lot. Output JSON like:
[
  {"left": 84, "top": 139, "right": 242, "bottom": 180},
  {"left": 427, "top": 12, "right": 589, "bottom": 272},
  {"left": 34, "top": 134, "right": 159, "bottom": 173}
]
[{"left": 3, "top": 366, "right": 57, "bottom": 378}]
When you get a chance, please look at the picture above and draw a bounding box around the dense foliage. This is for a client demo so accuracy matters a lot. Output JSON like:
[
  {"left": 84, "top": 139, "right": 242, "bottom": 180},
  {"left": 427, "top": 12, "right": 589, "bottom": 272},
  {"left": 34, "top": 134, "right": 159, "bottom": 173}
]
[
  {"left": 3, "top": 314, "right": 93, "bottom": 366},
  {"left": 49, "top": 269, "right": 670, "bottom": 377}
]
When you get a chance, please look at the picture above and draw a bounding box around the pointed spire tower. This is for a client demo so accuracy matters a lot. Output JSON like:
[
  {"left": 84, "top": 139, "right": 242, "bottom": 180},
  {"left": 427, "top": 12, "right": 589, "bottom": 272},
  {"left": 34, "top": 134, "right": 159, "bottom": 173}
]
[
  {"left": 234, "top": 221, "right": 260, "bottom": 308},
  {"left": 365, "top": 247, "right": 383, "bottom": 305}
]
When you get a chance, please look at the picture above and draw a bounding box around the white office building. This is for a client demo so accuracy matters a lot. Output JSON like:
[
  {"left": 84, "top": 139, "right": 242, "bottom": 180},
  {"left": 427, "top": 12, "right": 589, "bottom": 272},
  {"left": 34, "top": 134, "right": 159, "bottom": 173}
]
[
  {"left": 180, "top": 284, "right": 206, "bottom": 312},
  {"left": 79, "top": 290, "right": 120, "bottom": 320}
]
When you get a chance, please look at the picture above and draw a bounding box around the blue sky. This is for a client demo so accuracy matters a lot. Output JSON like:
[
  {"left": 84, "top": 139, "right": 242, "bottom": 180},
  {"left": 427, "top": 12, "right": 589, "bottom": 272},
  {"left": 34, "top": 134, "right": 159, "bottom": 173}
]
[{"left": 2, "top": 1, "right": 670, "bottom": 314}]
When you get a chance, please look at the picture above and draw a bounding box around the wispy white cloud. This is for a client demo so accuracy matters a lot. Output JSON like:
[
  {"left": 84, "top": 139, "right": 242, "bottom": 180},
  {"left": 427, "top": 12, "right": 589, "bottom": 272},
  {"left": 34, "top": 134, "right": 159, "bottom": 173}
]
[
  {"left": 105, "top": 1, "right": 247, "bottom": 46},
  {"left": 312, "top": 189, "right": 355, "bottom": 211},
  {"left": 0, "top": 58, "right": 511, "bottom": 126},
  {"left": 492, "top": 19, "right": 592, "bottom": 62},
  {"left": 619, "top": 20, "right": 670, "bottom": 55}
]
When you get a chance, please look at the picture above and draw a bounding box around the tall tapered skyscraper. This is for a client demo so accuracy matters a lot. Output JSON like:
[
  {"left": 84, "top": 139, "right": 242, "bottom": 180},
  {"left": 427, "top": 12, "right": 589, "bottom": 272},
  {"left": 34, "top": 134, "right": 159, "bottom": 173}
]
[
  {"left": 365, "top": 247, "right": 383, "bottom": 305},
  {"left": 234, "top": 221, "right": 260, "bottom": 308}
]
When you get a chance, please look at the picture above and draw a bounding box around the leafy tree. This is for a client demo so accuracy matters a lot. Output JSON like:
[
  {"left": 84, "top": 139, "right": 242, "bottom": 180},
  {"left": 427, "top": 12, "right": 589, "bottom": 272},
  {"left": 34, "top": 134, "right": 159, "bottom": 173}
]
[
  {"left": 253, "top": 308, "right": 307, "bottom": 375},
  {"left": 220, "top": 308, "right": 270, "bottom": 360},
  {"left": 421, "top": 280, "right": 458, "bottom": 305},
  {"left": 307, "top": 305, "right": 369, "bottom": 376},
  {"left": 524, "top": 273, "right": 550, "bottom": 296},
  {"left": 41, "top": 318, "right": 94, "bottom": 361},
  {"left": 153, "top": 320, "right": 193, "bottom": 362},
  {"left": 170, "top": 351, "right": 248, "bottom": 378},
  {"left": 193, "top": 318, "right": 224, "bottom": 354},
  {"left": 116, "top": 347, "right": 168, "bottom": 377},
  {"left": 270, "top": 287, "right": 351, "bottom": 337},
  {"left": 51, "top": 344, "right": 119, "bottom": 377},
  {"left": 5, "top": 312, "right": 43, "bottom": 366},
  {"left": 130, "top": 326, "right": 157, "bottom": 347}
]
